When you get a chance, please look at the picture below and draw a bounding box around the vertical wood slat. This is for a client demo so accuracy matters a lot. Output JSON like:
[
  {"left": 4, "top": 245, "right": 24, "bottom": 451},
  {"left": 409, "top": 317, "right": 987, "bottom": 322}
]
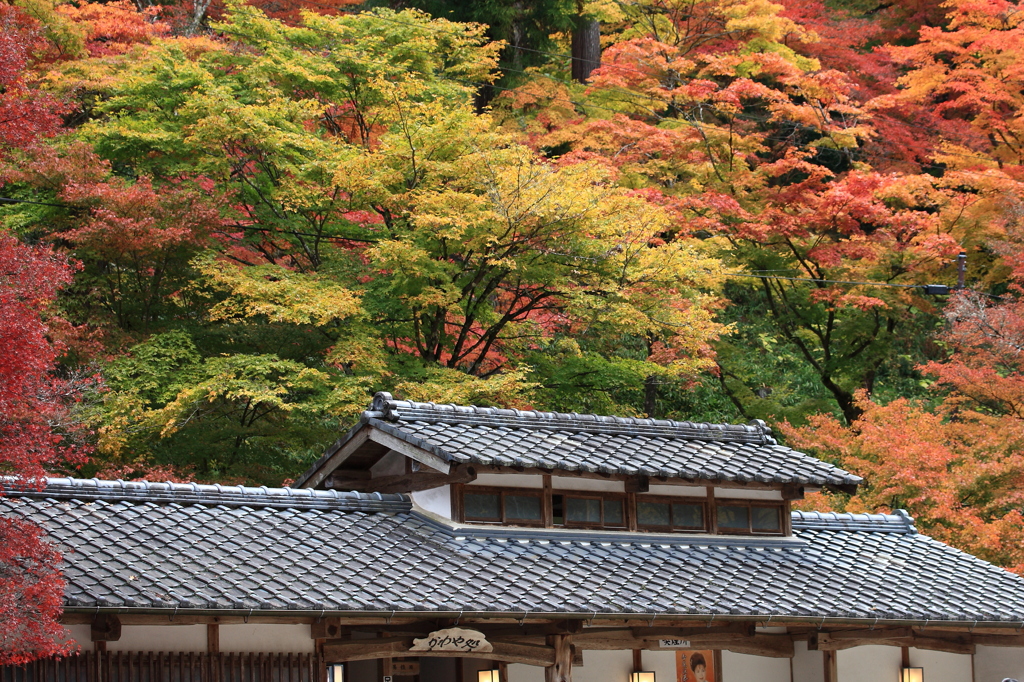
[{"left": 2, "top": 649, "right": 316, "bottom": 682}]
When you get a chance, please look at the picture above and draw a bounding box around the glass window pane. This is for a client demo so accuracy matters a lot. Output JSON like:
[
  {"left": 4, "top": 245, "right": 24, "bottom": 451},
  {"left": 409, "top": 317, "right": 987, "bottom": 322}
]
[
  {"left": 751, "top": 505, "right": 781, "bottom": 531},
  {"left": 637, "top": 501, "right": 671, "bottom": 527},
  {"left": 566, "top": 497, "right": 602, "bottom": 524},
  {"left": 505, "top": 494, "right": 542, "bottom": 521},
  {"left": 671, "top": 503, "right": 704, "bottom": 529},
  {"left": 552, "top": 494, "right": 564, "bottom": 526},
  {"left": 603, "top": 499, "right": 624, "bottom": 526},
  {"left": 718, "top": 504, "right": 749, "bottom": 530},
  {"left": 465, "top": 492, "right": 500, "bottom": 520}
]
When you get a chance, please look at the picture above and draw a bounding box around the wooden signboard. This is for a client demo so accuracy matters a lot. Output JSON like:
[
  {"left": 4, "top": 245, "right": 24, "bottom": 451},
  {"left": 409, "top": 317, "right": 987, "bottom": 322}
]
[{"left": 410, "top": 628, "right": 493, "bottom": 654}]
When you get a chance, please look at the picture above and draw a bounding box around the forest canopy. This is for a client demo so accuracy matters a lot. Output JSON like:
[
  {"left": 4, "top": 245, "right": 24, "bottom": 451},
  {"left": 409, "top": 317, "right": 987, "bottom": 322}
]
[{"left": 5, "top": 0, "right": 1024, "bottom": 620}]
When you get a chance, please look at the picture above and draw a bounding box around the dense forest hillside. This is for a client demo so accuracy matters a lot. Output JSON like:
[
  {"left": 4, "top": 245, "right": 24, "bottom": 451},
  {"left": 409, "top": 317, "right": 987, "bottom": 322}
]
[{"left": 4, "top": 0, "right": 1024, "bottom": 573}]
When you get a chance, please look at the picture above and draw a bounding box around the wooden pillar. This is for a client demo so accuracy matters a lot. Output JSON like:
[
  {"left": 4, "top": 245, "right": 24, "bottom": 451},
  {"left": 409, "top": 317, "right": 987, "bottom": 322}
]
[
  {"left": 545, "top": 635, "right": 572, "bottom": 682},
  {"left": 632, "top": 650, "right": 642, "bottom": 670},
  {"left": 208, "top": 624, "right": 220, "bottom": 653},
  {"left": 823, "top": 650, "right": 837, "bottom": 682}
]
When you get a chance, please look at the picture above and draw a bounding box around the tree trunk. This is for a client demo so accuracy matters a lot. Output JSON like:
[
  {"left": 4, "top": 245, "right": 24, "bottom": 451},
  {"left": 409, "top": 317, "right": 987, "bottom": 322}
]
[
  {"left": 571, "top": 18, "right": 601, "bottom": 83},
  {"left": 186, "top": 0, "right": 211, "bottom": 36},
  {"left": 644, "top": 374, "right": 660, "bottom": 418}
]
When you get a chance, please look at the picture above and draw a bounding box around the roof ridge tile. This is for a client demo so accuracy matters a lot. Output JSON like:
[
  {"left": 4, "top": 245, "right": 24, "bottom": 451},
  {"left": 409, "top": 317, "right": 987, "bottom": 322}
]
[
  {"left": 791, "top": 509, "right": 917, "bottom": 534},
  {"left": 366, "top": 392, "right": 776, "bottom": 445},
  {"left": 1, "top": 477, "right": 411, "bottom": 513}
]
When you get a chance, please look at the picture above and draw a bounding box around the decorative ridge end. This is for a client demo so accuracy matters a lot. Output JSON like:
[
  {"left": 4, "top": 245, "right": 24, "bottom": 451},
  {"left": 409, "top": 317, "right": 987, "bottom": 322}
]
[
  {"left": 893, "top": 508, "right": 918, "bottom": 534},
  {"left": 370, "top": 392, "right": 401, "bottom": 421}
]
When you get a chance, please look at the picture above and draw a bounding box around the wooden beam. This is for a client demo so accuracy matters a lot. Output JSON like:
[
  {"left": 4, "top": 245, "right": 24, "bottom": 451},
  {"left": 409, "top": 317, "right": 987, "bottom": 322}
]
[
  {"left": 311, "top": 618, "right": 342, "bottom": 639},
  {"left": 573, "top": 632, "right": 793, "bottom": 658},
  {"left": 305, "top": 428, "right": 372, "bottom": 489},
  {"left": 624, "top": 476, "right": 650, "bottom": 494},
  {"left": 323, "top": 637, "right": 557, "bottom": 666},
  {"left": 91, "top": 615, "right": 121, "bottom": 642},
  {"left": 716, "top": 635, "right": 794, "bottom": 658},
  {"left": 471, "top": 465, "right": 787, "bottom": 492},
  {"left": 207, "top": 624, "right": 219, "bottom": 653},
  {"left": 545, "top": 634, "right": 572, "bottom": 682},
  {"left": 781, "top": 484, "right": 805, "bottom": 500},
  {"left": 368, "top": 429, "right": 450, "bottom": 474},
  {"left": 335, "top": 621, "right": 585, "bottom": 639},
  {"left": 810, "top": 632, "right": 974, "bottom": 655},
  {"left": 631, "top": 623, "right": 754, "bottom": 639},
  {"left": 329, "top": 469, "right": 372, "bottom": 482},
  {"left": 331, "top": 465, "right": 476, "bottom": 494}
]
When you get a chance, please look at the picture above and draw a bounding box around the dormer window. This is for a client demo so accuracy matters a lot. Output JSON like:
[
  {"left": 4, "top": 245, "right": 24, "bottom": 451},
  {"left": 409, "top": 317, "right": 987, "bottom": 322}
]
[
  {"left": 636, "top": 497, "right": 706, "bottom": 532},
  {"left": 718, "top": 502, "right": 783, "bottom": 534},
  {"left": 454, "top": 485, "right": 787, "bottom": 536},
  {"left": 296, "top": 393, "right": 861, "bottom": 541},
  {"left": 554, "top": 493, "right": 626, "bottom": 529},
  {"left": 464, "top": 488, "right": 543, "bottom": 526}
]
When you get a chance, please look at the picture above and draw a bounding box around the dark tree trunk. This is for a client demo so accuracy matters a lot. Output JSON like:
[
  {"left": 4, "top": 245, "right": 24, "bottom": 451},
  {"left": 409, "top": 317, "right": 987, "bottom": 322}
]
[
  {"left": 644, "top": 374, "right": 660, "bottom": 418},
  {"left": 571, "top": 18, "right": 601, "bottom": 83}
]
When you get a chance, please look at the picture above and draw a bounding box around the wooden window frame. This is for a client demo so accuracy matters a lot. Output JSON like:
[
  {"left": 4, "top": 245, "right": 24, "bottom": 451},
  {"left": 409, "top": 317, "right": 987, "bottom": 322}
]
[
  {"left": 634, "top": 495, "right": 709, "bottom": 533},
  {"left": 456, "top": 486, "right": 788, "bottom": 536},
  {"left": 552, "top": 490, "right": 629, "bottom": 530},
  {"left": 462, "top": 486, "right": 546, "bottom": 527},
  {"left": 714, "top": 500, "right": 786, "bottom": 536}
]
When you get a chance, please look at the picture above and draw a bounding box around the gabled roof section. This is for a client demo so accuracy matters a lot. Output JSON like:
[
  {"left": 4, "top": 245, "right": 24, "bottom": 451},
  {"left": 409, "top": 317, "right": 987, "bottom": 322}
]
[
  {"left": 4, "top": 478, "right": 1023, "bottom": 624},
  {"left": 295, "top": 393, "right": 863, "bottom": 491}
]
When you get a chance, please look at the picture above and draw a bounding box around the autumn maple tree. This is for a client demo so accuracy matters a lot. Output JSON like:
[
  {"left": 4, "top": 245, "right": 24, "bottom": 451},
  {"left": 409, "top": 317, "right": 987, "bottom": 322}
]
[{"left": 0, "top": 234, "right": 88, "bottom": 663}]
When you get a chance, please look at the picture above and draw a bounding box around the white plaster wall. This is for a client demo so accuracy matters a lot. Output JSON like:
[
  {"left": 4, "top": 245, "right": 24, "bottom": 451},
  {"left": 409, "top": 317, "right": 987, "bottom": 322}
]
[
  {"left": 218, "top": 624, "right": 314, "bottom": 653},
  {"left": 471, "top": 474, "right": 544, "bottom": 489},
  {"left": 647, "top": 485, "right": 707, "bottom": 497},
  {"left": 509, "top": 650, "right": 675, "bottom": 682},
  {"left": 976, "top": 645, "right": 1024, "bottom": 682},
  {"left": 105, "top": 625, "right": 207, "bottom": 653},
  {"left": 909, "top": 648, "right": 973, "bottom": 682},
  {"left": 63, "top": 622, "right": 91, "bottom": 647},
  {"left": 412, "top": 485, "right": 451, "bottom": 518},
  {"left": 507, "top": 663, "right": 543, "bottom": 682},
  {"left": 791, "top": 640, "right": 825, "bottom": 682},
  {"left": 551, "top": 477, "right": 623, "bottom": 493},
  {"left": 837, "top": 645, "right": 902, "bottom": 682},
  {"left": 571, "top": 650, "right": 632, "bottom": 682},
  {"left": 721, "top": 650, "right": 789, "bottom": 682},
  {"left": 64, "top": 625, "right": 93, "bottom": 650},
  {"left": 714, "top": 488, "right": 783, "bottom": 501},
  {"left": 642, "top": 650, "right": 678, "bottom": 681}
]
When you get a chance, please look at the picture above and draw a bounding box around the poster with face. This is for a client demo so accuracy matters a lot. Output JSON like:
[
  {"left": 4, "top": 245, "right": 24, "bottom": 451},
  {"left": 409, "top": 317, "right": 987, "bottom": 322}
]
[{"left": 676, "top": 650, "right": 716, "bottom": 682}]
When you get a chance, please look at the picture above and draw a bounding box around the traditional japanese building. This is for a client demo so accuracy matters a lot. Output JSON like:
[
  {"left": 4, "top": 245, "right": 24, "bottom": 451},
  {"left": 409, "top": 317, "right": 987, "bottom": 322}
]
[{"left": 4, "top": 393, "right": 1024, "bottom": 682}]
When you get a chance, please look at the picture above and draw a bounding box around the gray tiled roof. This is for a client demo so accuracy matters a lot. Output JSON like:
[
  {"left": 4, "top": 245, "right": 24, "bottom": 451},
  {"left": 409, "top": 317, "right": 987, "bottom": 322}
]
[
  {"left": 4, "top": 478, "right": 1023, "bottom": 624},
  {"left": 297, "top": 394, "right": 862, "bottom": 489}
]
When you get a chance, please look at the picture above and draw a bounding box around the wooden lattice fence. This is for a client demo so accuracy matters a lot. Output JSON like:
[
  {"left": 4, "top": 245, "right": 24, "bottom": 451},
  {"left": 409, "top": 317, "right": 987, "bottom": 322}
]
[{"left": 2, "top": 652, "right": 326, "bottom": 682}]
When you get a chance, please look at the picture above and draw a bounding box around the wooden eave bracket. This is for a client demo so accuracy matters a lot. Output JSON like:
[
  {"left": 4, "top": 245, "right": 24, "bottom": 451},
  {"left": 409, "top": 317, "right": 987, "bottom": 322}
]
[{"left": 91, "top": 614, "right": 121, "bottom": 642}]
